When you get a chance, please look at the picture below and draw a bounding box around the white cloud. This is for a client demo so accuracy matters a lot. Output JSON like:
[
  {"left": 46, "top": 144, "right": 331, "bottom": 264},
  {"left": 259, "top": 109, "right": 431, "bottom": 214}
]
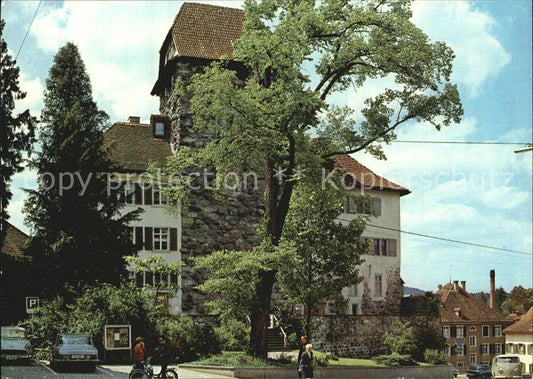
[
  {"left": 14, "top": 72, "right": 44, "bottom": 117},
  {"left": 411, "top": 0, "right": 511, "bottom": 97}
]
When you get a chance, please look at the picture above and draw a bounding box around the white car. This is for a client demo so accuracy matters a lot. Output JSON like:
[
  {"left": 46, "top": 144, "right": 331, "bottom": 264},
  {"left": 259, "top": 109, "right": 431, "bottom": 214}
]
[
  {"left": 51, "top": 333, "right": 99, "bottom": 372},
  {"left": 1, "top": 326, "right": 32, "bottom": 362}
]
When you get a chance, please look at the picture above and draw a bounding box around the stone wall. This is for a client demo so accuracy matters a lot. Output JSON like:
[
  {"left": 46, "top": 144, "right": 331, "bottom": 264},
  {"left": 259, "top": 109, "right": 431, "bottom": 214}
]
[
  {"left": 160, "top": 60, "right": 263, "bottom": 314},
  {"left": 311, "top": 315, "right": 442, "bottom": 358}
]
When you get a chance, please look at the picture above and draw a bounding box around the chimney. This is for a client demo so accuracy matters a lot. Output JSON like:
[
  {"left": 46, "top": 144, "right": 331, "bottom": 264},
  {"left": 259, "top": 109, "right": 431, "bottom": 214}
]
[
  {"left": 490, "top": 270, "right": 496, "bottom": 309},
  {"left": 453, "top": 280, "right": 459, "bottom": 291},
  {"left": 128, "top": 116, "right": 140, "bottom": 124},
  {"left": 461, "top": 281, "right": 466, "bottom": 291},
  {"left": 438, "top": 284, "right": 442, "bottom": 290}
]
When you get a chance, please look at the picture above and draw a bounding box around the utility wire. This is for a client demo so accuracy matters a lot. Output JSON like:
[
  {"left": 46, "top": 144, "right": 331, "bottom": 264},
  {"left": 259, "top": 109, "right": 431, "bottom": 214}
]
[
  {"left": 365, "top": 223, "right": 530, "bottom": 256},
  {"left": 392, "top": 140, "right": 531, "bottom": 146},
  {"left": 15, "top": 0, "right": 42, "bottom": 61}
]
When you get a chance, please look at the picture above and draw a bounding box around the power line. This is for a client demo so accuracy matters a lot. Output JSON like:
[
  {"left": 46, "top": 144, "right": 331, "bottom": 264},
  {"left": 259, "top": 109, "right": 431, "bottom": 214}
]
[
  {"left": 392, "top": 140, "right": 531, "bottom": 146},
  {"left": 365, "top": 223, "right": 530, "bottom": 257},
  {"left": 15, "top": 0, "right": 42, "bottom": 61}
]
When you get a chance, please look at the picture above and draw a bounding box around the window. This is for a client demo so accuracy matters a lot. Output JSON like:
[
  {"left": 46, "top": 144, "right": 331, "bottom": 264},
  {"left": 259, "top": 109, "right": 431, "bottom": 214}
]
[
  {"left": 481, "top": 344, "right": 489, "bottom": 355},
  {"left": 372, "top": 197, "right": 381, "bottom": 216},
  {"left": 482, "top": 325, "right": 490, "bottom": 338},
  {"left": 153, "top": 228, "right": 169, "bottom": 250},
  {"left": 506, "top": 343, "right": 514, "bottom": 353},
  {"left": 351, "top": 304, "right": 358, "bottom": 315},
  {"left": 494, "top": 325, "right": 502, "bottom": 337},
  {"left": 443, "top": 326, "right": 450, "bottom": 338},
  {"left": 494, "top": 343, "right": 502, "bottom": 354},
  {"left": 155, "top": 122, "right": 165, "bottom": 137},
  {"left": 528, "top": 344, "right": 533, "bottom": 355},
  {"left": 444, "top": 345, "right": 451, "bottom": 356},
  {"left": 153, "top": 185, "right": 168, "bottom": 205},
  {"left": 470, "top": 326, "right": 476, "bottom": 332},
  {"left": 344, "top": 196, "right": 380, "bottom": 215},
  {"left": 470, "top": 336, "right": 476, "bottom": 347},
  {"left": 348, "top": 284, "right": 358, "bottom": 296},
  {"left": 374, "top": 274, "right": 383, "bottom": 297},
  {"left": 372, "top": 238, "right": 397, "bottom": 257},
  {"left": 457, "top": 362, "right": 464, "bottom": 368},
  {"left": 456, "top": 346, "right": 464, "bottom": 356},
  {"left": 456, "top": 326, "right": 464, "bottom": 338},
  {"left": 470, "top": 353, "right": 476, "bottom": 364}
]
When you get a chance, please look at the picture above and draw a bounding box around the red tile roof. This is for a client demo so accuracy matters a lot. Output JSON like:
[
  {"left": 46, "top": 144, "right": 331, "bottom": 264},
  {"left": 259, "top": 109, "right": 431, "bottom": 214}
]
[
  {"left": 333, "top": 154, "right": 410, "bottom": 196},
  {"left": 436, "top": 283, "right": 511, "bottom": 324},
  {"left": 170, "top": 3, "right": 245, "bottom": 60},
  {"left": 104, "top": 122, "right": 172, "bottom": 172},
  {"left": 503, "top": 307, "right": 533, "bottom": 335},
  {"left": 1, "top": 222, "right": 29, "bottom": 256}
]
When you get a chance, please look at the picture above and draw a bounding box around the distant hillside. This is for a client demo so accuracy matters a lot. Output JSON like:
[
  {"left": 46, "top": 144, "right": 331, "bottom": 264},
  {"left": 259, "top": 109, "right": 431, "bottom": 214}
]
[{"left": 404, "top": 286, "right": 428, "bottom": 296}]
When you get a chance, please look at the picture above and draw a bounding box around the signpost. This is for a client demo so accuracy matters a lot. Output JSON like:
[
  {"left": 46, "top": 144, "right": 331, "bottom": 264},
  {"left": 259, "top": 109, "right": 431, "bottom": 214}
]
[{"left": 25, "top": 297, "right": 39, "bottom": 314}]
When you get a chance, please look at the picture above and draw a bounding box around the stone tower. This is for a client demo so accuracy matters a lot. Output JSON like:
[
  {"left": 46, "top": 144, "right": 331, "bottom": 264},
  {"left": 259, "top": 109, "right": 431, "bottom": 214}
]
[{"left": 151, "top": 3, "right": 262, "bottom": 314}]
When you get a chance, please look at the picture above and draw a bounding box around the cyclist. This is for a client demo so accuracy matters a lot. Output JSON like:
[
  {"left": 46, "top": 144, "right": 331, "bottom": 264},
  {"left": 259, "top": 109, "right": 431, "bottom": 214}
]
[{"left": 154, "top": 335, "right": 172, "bottom": 378}]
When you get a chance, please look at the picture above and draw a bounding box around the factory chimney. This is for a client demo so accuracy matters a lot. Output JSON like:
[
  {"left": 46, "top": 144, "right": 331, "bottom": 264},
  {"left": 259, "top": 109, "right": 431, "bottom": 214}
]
[{"left": 489, "top": 270, "right": 496, "bottom": 309}]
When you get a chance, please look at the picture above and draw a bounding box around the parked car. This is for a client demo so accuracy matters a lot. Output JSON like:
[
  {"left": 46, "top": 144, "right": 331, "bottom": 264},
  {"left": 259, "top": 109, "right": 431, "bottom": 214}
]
[
  {"left": 467, "top": 364, "right": 493, "bottom": 379},
  {"left": 51, "top": 333, "right": 99, "bottom": 372},
  {"left": 492, "top": 355, "right": 523, "bottom": 379},
  {"left": 452, "top": 366, "right": 459, "bottom": 377},
  {"left": 1, "top": 326, "right": 32, "bottom": 363}
]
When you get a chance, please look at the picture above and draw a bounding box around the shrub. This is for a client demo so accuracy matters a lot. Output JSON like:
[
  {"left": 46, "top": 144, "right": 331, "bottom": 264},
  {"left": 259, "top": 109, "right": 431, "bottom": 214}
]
[
  {"left": 214, "top": 318, "right": 249, "bottom": 351},
  {"left": 155, "top": 315, "right": 221, "bottom": 362},
  {"left": 383, "top": 320, "right": 417, "bottom": 355},
  {"left": 373, "top": 353, "right": 417, "bottom": 366},
  {"left": 423, "top": 348, "right": 445, "bottom": 365},
  {"left": 313, "top": 350, "right": 329, "bottom": 366}
]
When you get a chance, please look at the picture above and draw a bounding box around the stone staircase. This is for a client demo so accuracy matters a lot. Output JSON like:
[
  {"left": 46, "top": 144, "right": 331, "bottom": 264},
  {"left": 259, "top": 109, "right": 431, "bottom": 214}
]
[{"left": 266, "top": 315, "right": 289, "bottom": 352}]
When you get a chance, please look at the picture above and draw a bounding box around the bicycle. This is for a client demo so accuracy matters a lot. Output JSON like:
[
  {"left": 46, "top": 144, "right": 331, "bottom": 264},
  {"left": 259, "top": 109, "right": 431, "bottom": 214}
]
[{"left": 129, "top": 357, "right": 178, "bottom": 379}]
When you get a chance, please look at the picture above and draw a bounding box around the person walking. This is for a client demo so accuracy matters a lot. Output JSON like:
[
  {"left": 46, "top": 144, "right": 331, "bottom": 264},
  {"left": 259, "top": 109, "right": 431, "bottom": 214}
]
[
  {"left": 133, "top": 336, "right": 145, "bottom": 369},
  {"left": 155, "top": 335, "right": 172, "bottom": 378},
  {"left": 296, "top": 335, "right": 308, "bottom": 378},
  {"left": 298, "top": 343, "right": 314, "bottom": 379}
]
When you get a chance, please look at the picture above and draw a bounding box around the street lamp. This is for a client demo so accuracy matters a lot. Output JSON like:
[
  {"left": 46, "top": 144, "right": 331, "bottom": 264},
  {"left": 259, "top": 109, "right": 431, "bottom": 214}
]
[{"left": 514, "top": 144, "right": 533, "bottom": 154}]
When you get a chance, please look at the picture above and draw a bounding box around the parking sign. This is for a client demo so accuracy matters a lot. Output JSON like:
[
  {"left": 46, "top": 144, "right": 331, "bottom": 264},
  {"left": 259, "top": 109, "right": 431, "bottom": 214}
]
[{"left": 26, "top": 297, "right": 39, "bottom": 313}]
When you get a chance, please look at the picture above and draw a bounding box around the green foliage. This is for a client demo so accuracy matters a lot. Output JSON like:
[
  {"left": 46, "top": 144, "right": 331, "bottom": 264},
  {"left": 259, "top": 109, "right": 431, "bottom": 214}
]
[
  {"left": 19, "top": 283, "right": 157, "bottom": 351},
  {"left": 500, "top": 286, "right": 533, "bottom": 316},
  {"left": 383, "top": 320, "right": 417, "bottom": 355},
  {"left": 423, "top": 348, "right": 445, "bottom": 365},
  {"left": 0, "top": 19, "right": 36, "bottom": 237},
  {"left": 401, "top": 292, "right": 440, "bottom": 317},
  {"left": 155, "top": 315, "right": 221, "bottom": 362},
  {"left": 372, "top": 353, "right": 417, "bottom": 366},
  {"left": 215, "top": 318, "right": 250, "bottom": 351},
  {"left": 313, "top": 350, "right": 330, "bottom": 367},
  {"left": 23, "top": 42, "right": 140, "bottom": 300},
  {"left": 189, "top": 351, "right": 284, "bottom": 368},
  {"left": 413, "top": 322, "right": 445, "bottom": 362},
  {"left": 168, "top": 0, "right": 462, "bottom": 357}
]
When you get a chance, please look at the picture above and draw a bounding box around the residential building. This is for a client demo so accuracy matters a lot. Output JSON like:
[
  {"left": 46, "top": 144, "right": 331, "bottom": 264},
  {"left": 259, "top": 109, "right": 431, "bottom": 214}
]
[
  {"left": 436, "top": 278, "right": 513, "bottom": 372},
  {"left": 104, "top": 2, "right": 410, "bottom": 316},
  {"left": 1, "top": 222, "right": 30, "bottom": 324},
  {"left": 503, "top": 307, "right": 533, "bottom": 376}
]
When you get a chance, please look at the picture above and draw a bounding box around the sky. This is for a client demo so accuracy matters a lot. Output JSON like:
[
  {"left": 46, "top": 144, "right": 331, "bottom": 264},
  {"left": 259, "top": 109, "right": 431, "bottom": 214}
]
[{"left": 2, "top": 0, "right": 532, "bottom": 294}]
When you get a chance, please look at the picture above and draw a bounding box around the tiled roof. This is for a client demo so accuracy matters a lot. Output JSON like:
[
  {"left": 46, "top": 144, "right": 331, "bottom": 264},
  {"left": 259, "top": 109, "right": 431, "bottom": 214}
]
[
  {"left": 436, "top": 283, "right": 511, "bottom": 324},
  {"left": 333, "top": 154, "right": 410, "bottom": 195},
  {"left": 104, "top": 122, "right": 172, "bottom": 172},
  {"left": 1, "top": 222, "right": 29, "bottom": 256},
  {"left": 503, "top": 307, "right": 533, "bottom": 334},
  {"left": 170, "top": 2, "right": 245, "bottom": 60}
]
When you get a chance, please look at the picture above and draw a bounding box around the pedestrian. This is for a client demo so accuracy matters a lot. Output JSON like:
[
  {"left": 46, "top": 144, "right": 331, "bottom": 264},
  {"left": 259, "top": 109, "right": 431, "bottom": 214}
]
[
  {"left": 296, "top": 335, "right": 308, "bottom": 377},
  {"left": 298, "top": 343, "right": 313, "bottom": 379},
  {"left": 133, "top": 336, "right": 145, "bottom": 369},
  {"left": 155, "top": 335, "right": 172, "bottom": 378}
]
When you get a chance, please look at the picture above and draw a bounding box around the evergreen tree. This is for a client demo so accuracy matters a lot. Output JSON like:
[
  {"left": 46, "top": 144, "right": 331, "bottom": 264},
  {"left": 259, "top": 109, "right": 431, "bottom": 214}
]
[
  {"left": 0, "top": 19, "right": 36, "bottom": 241},
  {"left": 24, "top": 43, "right": 139, "bottom": 299}
]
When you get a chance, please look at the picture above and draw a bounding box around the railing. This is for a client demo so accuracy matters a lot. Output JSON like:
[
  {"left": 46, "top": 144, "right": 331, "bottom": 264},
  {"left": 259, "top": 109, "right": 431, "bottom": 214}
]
[{"left": 271, "top": 314, "right": 288, "bottom": 348}]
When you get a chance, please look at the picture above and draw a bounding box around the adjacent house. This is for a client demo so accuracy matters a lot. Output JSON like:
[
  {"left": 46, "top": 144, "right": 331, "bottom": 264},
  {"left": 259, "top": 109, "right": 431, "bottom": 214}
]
[
  {"left": 503, "top": 306, "right": 533, "bottom": 376},
  {"left": 436, "top": 276, "right": 514, "bottom": 372}
]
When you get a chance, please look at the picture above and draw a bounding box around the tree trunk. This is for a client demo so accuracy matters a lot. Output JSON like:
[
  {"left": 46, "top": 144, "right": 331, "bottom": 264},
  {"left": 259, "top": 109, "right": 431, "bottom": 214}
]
[{"left": 305, "top": 302, "right": 312, "bottom": 342}]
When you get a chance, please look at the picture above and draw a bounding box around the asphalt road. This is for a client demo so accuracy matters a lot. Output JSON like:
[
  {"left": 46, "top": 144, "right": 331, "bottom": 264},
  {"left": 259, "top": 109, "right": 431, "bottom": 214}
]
[{"left": 1, "top": 360, "right": 233, "bottom": 379}]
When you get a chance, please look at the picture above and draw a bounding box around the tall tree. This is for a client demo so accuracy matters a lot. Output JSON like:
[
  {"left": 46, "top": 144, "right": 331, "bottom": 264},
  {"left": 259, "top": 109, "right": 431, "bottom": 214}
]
[
  {"left": 169, "top": 0, "right": 462, "bottom": 358},
  {"left": 0, "top": 19, "right": 36, "bottom": 241},
  {"left": 24, "top": 43, "right": 139, "bottom": 299},
  {"left": 277, "top": 181, "right": 367, "bottom": 340}
]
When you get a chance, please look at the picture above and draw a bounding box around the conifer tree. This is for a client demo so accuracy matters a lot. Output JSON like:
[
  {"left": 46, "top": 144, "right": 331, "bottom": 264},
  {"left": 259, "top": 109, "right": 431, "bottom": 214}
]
[
  {"left": 24, "top": 43, "right": 139, "bottom": 299},
  {"left": 0, "top": 19, "right": 36, "bottom": 241}
]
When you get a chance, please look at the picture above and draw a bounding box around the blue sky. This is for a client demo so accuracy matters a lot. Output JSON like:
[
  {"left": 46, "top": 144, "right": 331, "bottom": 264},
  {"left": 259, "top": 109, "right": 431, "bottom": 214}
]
[{"left": 2, "top": 0, "right": 532, "bottom": 293}]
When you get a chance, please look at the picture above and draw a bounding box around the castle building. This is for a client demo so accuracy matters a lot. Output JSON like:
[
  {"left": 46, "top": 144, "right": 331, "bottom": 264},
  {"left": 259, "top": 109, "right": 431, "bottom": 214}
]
[{"left": 104, "top": 2, "right": 410, "bottom": 317}]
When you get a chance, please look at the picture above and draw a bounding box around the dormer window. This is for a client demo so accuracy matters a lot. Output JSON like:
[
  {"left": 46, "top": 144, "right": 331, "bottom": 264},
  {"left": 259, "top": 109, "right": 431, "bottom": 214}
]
[
  {"left": 155, "top": 122, "right": 165, "bottom": 137},
  {"left": 150, "top": 114, "right": 171, "bottom": 139}
]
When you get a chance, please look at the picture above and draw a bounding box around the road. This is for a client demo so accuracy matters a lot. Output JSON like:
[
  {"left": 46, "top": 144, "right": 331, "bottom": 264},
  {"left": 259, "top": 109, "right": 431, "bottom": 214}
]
[{"left": 1, "top": 360, "right": 233, "bottom": 379}]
